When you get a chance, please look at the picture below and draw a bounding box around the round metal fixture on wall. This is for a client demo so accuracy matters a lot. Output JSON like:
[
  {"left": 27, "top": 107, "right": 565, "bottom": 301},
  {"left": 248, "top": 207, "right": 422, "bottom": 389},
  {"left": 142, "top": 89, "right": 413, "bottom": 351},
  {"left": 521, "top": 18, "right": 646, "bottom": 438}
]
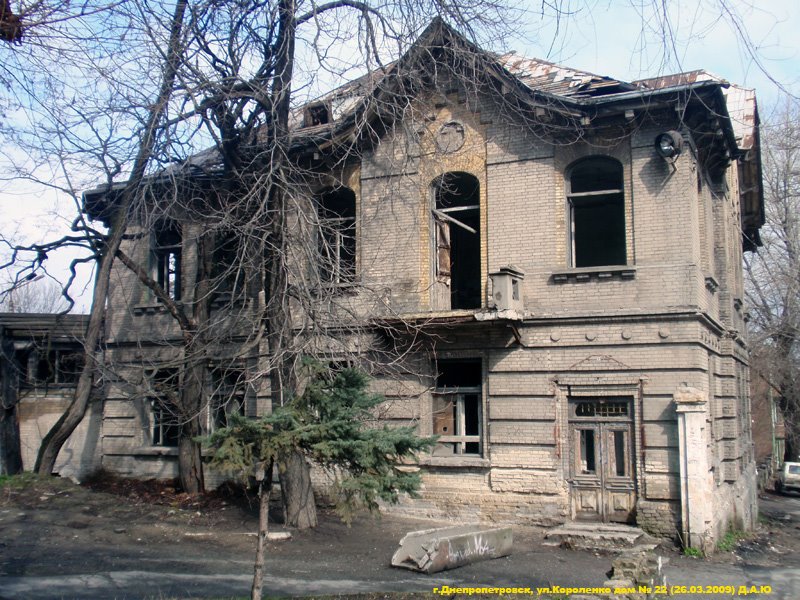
[{"left": 655, "top": 130, "right": 684, "bottom": 159}]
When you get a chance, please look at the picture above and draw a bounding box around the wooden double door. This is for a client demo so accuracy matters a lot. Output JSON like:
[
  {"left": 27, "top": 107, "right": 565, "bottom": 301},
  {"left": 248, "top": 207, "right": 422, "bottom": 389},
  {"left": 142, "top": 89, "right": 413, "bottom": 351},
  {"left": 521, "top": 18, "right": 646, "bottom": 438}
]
[{"left": 569, "top": 398, "right": 636, "bottom": 523}]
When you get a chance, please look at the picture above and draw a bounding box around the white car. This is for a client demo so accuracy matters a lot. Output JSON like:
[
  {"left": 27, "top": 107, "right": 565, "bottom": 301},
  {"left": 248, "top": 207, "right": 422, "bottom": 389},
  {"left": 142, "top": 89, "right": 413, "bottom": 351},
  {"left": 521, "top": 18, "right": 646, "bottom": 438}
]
[{"left": 777, "top": 462, "right": 800, "bottom": 494}]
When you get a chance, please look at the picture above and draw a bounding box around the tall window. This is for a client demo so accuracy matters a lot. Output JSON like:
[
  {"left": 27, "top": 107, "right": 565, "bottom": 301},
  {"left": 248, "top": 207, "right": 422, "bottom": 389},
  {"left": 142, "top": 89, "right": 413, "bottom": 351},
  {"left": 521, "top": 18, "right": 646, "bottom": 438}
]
[
  {"left": 150, "top": 369, "right": 180, "bottom": 447},
  {"left": 153, "top": 223, "right": 182, "bottom": 300},
  {"left": 317, "top": 188, "right": 356, "bottom": 284},
  {"left": 209, "top": 367, "right": 246, "bottom": 431},
  {"left": 567, "top": 157, "right": 626, "bottom": 267},
  {"left": 431, "top": 359, "right": 482, "bottom": 456},
  {"left": 432, "top": 172, "right": 481, "bottom": 309},
  {"left": 212, "top": 231, "right": 245, "bottom": 302}
]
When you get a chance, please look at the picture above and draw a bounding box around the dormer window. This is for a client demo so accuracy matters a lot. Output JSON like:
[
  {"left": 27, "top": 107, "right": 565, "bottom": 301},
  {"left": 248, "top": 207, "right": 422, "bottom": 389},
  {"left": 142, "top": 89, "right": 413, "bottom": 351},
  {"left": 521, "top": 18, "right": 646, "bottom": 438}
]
[{"left": 303, "top": 102, "right": 330, "bottom": 127}]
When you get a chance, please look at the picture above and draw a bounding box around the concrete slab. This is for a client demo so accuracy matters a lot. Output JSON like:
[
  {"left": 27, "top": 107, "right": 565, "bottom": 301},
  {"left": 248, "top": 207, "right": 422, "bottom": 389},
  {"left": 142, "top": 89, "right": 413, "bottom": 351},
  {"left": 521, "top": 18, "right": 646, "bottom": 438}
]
[
  {"left": 391, "top": 524, "right": 513, "bottom": 573},
  {"left": 544, "top": 523, "right": 657, "bottom": 551}
]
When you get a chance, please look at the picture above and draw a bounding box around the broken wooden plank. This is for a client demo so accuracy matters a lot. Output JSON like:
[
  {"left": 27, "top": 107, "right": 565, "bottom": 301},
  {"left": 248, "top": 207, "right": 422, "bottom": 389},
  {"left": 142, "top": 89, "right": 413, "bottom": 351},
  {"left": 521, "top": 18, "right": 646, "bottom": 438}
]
[{"left": 391, "top": 524, "right": 512, "bottom": 573}]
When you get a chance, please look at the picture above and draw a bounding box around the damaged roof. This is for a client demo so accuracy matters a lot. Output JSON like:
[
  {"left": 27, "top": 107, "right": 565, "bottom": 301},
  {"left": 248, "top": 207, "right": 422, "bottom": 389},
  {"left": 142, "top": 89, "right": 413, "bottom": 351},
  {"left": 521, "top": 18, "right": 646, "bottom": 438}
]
[
  {"left": 84, "top": 18, "right": 763, "bottom": 242},
  {"left": 496, "top": 53, "right": 637, "bottom": 98}
]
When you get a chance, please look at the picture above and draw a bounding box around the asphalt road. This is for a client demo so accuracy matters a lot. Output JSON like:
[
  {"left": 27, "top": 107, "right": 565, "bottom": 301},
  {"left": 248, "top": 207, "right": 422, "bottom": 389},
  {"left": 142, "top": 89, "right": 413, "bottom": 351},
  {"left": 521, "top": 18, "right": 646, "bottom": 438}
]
[{"left": 2, "top": 479, "right": 799, "bottom": 599}]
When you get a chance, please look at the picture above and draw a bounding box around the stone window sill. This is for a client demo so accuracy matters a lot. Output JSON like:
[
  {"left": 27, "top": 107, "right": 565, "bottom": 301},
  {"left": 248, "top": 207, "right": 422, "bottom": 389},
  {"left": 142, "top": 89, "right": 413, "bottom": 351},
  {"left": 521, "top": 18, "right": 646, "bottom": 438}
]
[
  {"left": 133, "top": 446, "right": 179, "bottom": 456},
  {"left": 421, "top": 456, "right": 490, "bottom": 468},
  {"left": 551, "top": 265, "right": 635, "bottom": 284}
]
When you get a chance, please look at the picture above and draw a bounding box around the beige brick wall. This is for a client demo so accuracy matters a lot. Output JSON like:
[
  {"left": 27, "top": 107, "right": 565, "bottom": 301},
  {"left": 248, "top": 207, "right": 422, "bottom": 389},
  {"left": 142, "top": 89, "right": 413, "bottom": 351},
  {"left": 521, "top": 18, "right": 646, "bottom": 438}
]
[{"left": 97, "top": 77, "right": 756, "bottom": 539}]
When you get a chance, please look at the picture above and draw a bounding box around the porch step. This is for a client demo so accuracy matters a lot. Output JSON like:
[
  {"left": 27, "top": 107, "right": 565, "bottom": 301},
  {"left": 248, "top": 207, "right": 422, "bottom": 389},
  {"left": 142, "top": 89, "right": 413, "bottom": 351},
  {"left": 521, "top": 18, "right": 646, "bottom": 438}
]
[{"left": 544, "top": 523, "right": 658, "bottom": 552}]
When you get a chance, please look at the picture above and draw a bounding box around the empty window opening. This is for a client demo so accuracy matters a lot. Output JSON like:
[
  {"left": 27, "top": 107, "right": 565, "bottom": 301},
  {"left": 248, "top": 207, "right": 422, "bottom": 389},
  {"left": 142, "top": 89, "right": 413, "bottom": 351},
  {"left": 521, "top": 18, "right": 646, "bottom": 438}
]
[
  {"left": 432, "top": 359, "right": 482, "bottom": 456},
  {"left": 153, "top": 223, "right": 182, "bottom": 300},
  {"left": 213, "top": 231, "right": 245, "bottom": 301},
  {"left": 150, "top": 369, "right": 180, "bottom": 447},
  {"left": 567, "top": 157, "right": 625, "bottom": 268},
  {"left": 304, "top": 103, "right": 330, "bottom": 127},
  {"left": 210, "top": 367, "right": 246, "bottom": 431},
  {"left": 318, "top": 187, "right": 356, "bottom": 284},
  {"left": 432, "top": 172, "right": 481, "bottom": 309},
  {"left": 15, "top": 348, "right": 84, "bottom": 386}
]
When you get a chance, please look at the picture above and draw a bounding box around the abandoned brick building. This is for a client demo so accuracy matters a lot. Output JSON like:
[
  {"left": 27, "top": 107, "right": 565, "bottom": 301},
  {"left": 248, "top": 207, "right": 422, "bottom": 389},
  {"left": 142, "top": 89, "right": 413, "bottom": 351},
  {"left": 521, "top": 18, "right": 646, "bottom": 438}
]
[
  {"left": 0, "top": 313, "right": 97, "bottom": 477},
  {"left": 77, "top": 21, "right": 763, "bottom": 549}
]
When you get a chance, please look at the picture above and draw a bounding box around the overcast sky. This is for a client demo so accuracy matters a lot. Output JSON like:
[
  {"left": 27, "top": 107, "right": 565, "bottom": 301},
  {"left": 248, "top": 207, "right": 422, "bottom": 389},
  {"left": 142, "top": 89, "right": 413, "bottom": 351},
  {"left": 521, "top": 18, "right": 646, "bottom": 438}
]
[{"left": 1, "top": 0, "right": 798, "bottom": 313}]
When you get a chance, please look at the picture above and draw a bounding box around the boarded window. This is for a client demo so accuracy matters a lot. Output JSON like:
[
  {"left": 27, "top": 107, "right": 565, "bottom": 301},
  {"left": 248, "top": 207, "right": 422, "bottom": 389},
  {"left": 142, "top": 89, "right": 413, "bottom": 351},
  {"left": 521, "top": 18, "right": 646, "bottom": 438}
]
[{"left": 432, "top": 359, "right": 482, "bottom": 456}]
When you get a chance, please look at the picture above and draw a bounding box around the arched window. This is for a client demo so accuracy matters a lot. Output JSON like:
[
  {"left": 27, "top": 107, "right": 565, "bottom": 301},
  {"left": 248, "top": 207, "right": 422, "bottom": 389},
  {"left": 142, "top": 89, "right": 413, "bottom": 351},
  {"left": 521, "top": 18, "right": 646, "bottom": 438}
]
[
  {"left": 567, "top": 157, "right": 626, "bottom": 267},
  {"left": 317, "top": 187, "right": 356, "bottom": 284},
  {"left": 432, "top": 172, "right": 481, "bottom": 310}
]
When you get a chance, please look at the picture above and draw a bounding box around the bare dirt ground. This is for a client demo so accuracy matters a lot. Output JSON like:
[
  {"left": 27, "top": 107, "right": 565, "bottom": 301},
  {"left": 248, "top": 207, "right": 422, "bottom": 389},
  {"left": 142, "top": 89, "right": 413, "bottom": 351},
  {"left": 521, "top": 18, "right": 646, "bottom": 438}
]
[{"left": 1, "top": 474, "right": 799, "bottom": 599}]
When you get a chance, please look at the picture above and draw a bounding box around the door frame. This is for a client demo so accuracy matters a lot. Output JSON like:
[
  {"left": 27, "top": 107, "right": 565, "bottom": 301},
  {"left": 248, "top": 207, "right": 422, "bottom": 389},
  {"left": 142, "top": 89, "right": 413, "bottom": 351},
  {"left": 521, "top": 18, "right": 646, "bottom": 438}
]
[{"left": 567, "top": 395, "right": 637, "bottom": 523}]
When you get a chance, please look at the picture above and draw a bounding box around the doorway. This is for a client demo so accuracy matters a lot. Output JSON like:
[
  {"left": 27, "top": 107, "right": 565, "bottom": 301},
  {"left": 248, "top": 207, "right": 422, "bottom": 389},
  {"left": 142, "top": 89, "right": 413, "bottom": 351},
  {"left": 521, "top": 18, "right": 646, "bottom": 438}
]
[{"left": 568, "top": 397, "right": 636, "bottom": 523}]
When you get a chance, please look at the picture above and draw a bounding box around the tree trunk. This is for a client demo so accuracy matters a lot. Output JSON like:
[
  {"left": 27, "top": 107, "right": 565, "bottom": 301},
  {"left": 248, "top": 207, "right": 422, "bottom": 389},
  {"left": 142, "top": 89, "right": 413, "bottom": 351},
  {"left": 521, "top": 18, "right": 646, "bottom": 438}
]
[
  {"left": 251, "top": 461, "right": 273, "bottom": 600},
  {"left": 35, "top": 281, "right": 106, "bottom": 474},
  {"left": 178, "top": 417, "right": 204, "bottom": 493},
  {"left": 35, "top": 0, "right": 189, "bottom": 476},
  {"left": 279, "top": 447, "right": 317, "bottom": 529},
  {"left": 0, "top": 327, "right": 22, "bottom": 476},
  {"left": 0, "top": 407, "right": 22, "bottom": 476},
  {"left": 177, "top": 354, "right": 205, "bottom": 493},
  {"left": 260, "top": 0, "right": 317, "bottom": 530}
]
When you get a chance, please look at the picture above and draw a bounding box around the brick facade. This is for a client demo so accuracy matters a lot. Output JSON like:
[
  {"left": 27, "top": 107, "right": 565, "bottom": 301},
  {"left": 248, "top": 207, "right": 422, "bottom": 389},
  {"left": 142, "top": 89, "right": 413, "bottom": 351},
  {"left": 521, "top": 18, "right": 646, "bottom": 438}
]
[{"left": 85, "top": 22, "right": 762, "bottom": 546}]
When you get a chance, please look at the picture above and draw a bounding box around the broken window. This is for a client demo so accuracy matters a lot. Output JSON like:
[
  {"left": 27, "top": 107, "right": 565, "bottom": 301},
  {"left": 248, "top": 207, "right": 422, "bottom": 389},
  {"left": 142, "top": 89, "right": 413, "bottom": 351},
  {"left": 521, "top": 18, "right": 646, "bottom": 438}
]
[
  {"left": 432, "top": 172, "right": 481, "bottom": 309},
  {"left": 303, "top": 102, "right": 330, "bottom": 127},
  {"left": 567, "top": 157, "right": 626, "bottom": 267},
  {"left": 153, "top": 222, "right": 182, "bottom": 301},
  {"left": 209, "top": 367, "right": 246, "bottom": 431},
  {"left": 212, "top": 231, "right": 245, "bottom": 302},
  {"left": 149, "top": 369, "right": 180, "bottom": 447},
  {"left": 431, "top": 359, "right": 482, "bottom": 456},
  {"left": 578, "top": 429, "right": 597, "bottom": 474},
  {"left": 317, "top": 187, "right": 356, "bottom": 284},
  {"left": 15, "top": 347, "right": 84, "bottom": 386}
]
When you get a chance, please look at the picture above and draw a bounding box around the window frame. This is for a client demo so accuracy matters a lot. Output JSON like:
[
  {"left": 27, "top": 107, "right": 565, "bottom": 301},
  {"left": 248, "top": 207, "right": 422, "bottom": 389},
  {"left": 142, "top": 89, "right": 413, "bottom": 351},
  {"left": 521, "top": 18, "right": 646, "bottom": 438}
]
[
  {"left": 148, "top": 368, "right": 180, "bottom": 447},
  {"left": 317, "top": 188, "right": 357, "bottom": 286},
  {"left": 152, "top": 222, "right": 182, "bottom": 301},
  {"left": 566, "top": 157, "right": 626, "bottom": 268},
  {"left": 431, "top": 358, "right": 483, "bottom": 457},
  {"left": 432, "top": 388, "right": 482, "bottom": 456},
  {"left": 430, "top": 172, "right": 481, "bottom": 309},
  {"left": 208, "top": 366, "right": 246, "bottom": 432}
]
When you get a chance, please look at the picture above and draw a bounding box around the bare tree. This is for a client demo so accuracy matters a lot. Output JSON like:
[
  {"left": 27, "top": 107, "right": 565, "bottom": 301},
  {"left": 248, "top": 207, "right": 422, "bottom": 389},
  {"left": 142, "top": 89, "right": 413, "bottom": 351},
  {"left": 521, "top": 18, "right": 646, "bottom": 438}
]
[
  {"left": 63, "top": 0, "right": 525, "bottom": 521},
  {"left": 0, "top": 275, "right": 70, "bottom": 313},
  {"left": 745, "top": 96, "right": 800, "bottom": 461}
]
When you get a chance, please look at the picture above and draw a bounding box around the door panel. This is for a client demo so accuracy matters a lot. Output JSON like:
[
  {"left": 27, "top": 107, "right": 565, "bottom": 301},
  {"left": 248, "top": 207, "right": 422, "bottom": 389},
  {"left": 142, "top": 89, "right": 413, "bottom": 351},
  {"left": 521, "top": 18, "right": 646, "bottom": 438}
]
[
  {"left": 572, "top": 426, "right": 603, "bottom": 521},
  {"left": 570, "top": 417, "right": 635, "bottom": 523}
]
